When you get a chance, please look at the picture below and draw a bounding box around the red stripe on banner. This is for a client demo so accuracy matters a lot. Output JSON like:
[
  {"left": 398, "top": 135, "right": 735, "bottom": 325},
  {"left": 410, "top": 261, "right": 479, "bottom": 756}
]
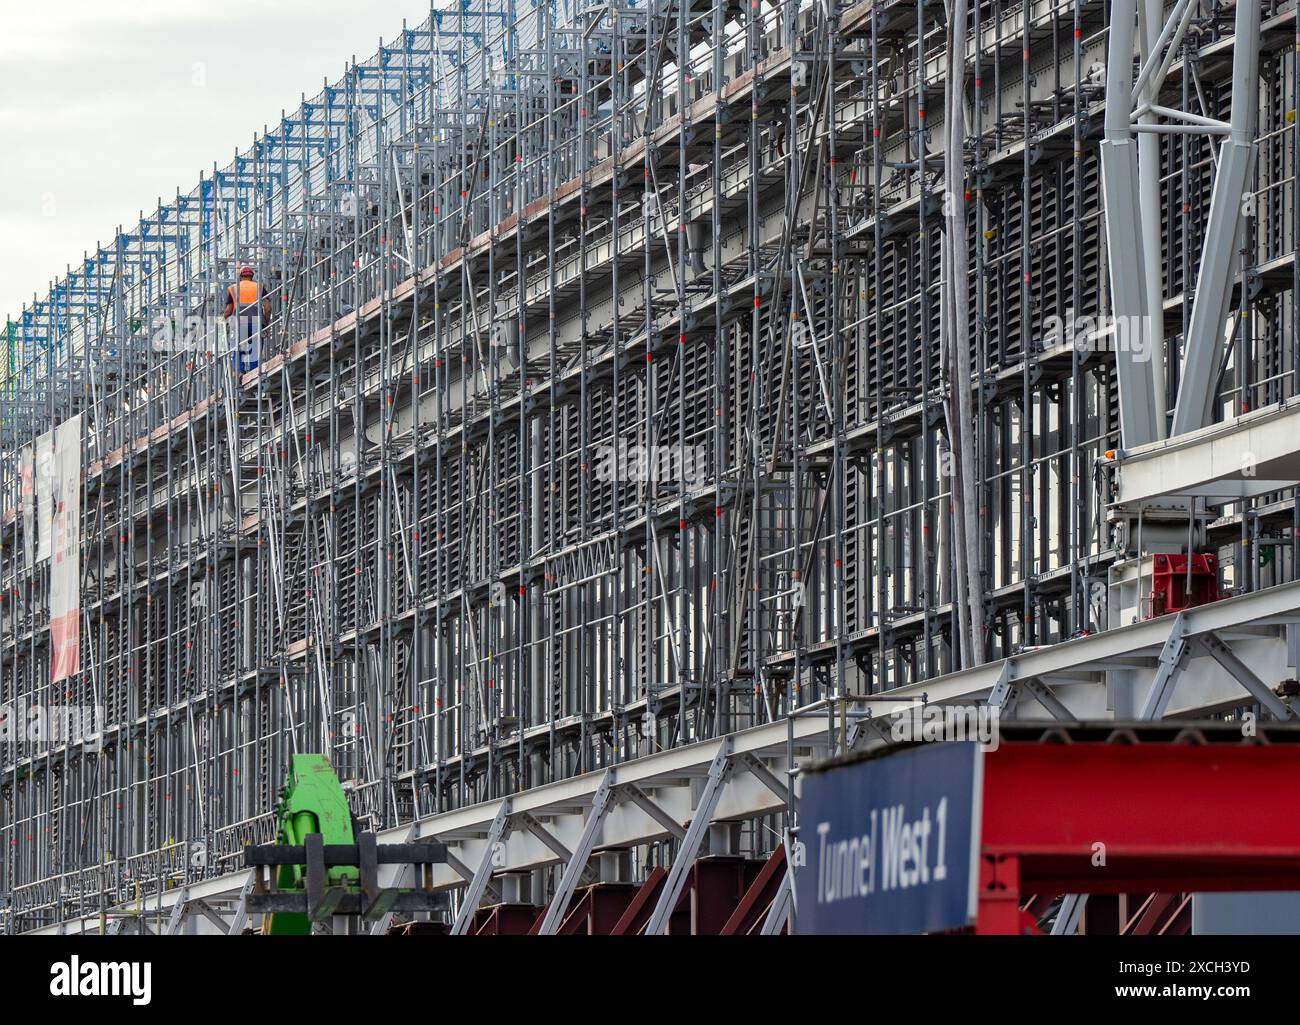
[{"left": 51, "top": 610, "right": 80, "bottom": 684}]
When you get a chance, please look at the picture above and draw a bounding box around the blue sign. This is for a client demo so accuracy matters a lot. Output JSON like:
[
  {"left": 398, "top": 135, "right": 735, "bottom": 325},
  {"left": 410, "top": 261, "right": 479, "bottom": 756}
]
[{"left": 794, "top": 742, "right": 984, "bottom": 934}]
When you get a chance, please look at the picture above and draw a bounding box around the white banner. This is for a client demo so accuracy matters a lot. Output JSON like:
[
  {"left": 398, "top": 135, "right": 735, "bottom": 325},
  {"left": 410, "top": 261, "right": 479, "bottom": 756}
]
[
  {"left": 35, "top": 429, "right": 53, "bottom": 563},
  {"left": 19, "top": 444, "right": 34, "bottom": 569},
  {"left": 50, "top": 415, "right": 81, "bottom": 684}
]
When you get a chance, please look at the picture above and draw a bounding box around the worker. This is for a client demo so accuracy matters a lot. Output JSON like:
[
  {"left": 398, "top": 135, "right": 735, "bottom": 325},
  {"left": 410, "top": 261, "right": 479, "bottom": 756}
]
[{"left": 223, "top": 266, "right": 271, "bottom": 373}]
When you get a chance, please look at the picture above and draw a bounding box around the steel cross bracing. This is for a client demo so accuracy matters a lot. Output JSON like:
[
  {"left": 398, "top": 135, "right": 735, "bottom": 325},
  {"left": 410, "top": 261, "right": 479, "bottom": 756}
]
[
  {"left": 5, "top": 0, "right": 1300, "bottom": 932},
  {"left": 29, "top": 577, "right": 1300, "bottom": 934},
  {"left": 1102, "top": 0, "right": 1263, "bottom": 448}
]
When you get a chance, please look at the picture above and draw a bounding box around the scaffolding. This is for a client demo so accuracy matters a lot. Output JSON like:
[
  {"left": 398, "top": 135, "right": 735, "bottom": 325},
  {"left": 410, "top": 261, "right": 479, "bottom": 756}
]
[{"left": 3, "top": 0, "right": 1299, "bottom": 933}]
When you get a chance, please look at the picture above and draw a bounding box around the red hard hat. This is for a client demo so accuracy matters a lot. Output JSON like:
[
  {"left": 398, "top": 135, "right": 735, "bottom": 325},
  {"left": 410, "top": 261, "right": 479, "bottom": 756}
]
[{"left": 239, "top": 266, "right": 255, "bottom": 279}]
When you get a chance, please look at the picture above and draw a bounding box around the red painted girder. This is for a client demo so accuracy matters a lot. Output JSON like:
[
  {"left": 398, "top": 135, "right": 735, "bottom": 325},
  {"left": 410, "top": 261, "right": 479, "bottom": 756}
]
[
  {"left": 983, "top": 741, "right": 1300, "bottom": 858},
  {"left": 609, "top": 866, "right": 668, "bottom": 935},
  {"left": 720, "top": 846, "right": 787, "bottom": 936}
]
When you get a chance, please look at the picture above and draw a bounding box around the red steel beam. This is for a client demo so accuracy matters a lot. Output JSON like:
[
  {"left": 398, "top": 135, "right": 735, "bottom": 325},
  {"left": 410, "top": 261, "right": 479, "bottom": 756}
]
[
  {"left": 609, "top": 866, "right": 668, "bottom": 935},
  {"left": 720, "top": 846, "right": 787, "bottom": 936},
  {"left": 689, "top": 858, "right": 766, "bottom": 934},
  {"left": 555, "top": 884, "right": 640, "bottom": 935},
  {"left": 1121, "top": 893, "right": 1190, "bottom": 936},
  {"left": 471, "top": 905, "right": 543, "bottom": 935},
  {"left": 982, "top": 741, "right": 1300, "bottom": 894}
]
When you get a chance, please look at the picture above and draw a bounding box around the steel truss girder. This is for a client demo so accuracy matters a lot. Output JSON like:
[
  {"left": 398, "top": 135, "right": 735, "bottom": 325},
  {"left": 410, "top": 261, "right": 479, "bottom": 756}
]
[
  {"left": 226, "top": 879, "right": 255, "bottom": 936},
  {"left": 761, "top": 851, "right": 795, "bottom": 936},
  {"left": 988, "top": 662, "right": 1074, "bottom": 722},
  {"left": 450, "top": 800, "right": 512, "bottom": 935},
  {"left": 164, "top": 888, "right": 189, "bottom": 937},
  {"left": 1049, "top": 893, "right": 1088, "bottom": 937},
  {"left": 645, "top": 741, "right": 734, "bottom": 935},
  {"left": 535, "top": 770, "right": 616, "bottom": 935},
  {"left": 1196, "top": 631, "right": 1297, "bottom": 722},
  {"left": 32, "top": 580, "right": 1300, "bottom": 935},
  {"left": 1140, "top": 612, "right": 1192, "bottom": 719}
]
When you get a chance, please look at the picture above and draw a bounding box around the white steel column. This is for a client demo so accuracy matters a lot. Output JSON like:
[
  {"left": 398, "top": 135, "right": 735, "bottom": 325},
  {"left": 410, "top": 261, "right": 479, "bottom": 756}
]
[
  {"left": 1170, "top": 0, "right": 1260, "bottom": 435},
  {"left": 1137, "top": 0, "right": 1167, "bottom": 426},
  {"left": 1101, "top": 0, "right": 1163, "bottom": 448}
]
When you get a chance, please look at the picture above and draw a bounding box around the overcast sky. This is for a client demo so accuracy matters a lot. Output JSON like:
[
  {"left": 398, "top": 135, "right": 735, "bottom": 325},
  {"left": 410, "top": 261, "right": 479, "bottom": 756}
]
[{"left": 0, "top": 0, "right": 437, "bottom": 321}]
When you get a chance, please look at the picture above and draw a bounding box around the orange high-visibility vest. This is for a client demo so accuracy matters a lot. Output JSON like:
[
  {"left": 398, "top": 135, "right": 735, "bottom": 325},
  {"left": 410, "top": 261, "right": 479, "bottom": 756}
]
[{"left": 228, "top": 280, "right": 260, "bottom": 307}]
